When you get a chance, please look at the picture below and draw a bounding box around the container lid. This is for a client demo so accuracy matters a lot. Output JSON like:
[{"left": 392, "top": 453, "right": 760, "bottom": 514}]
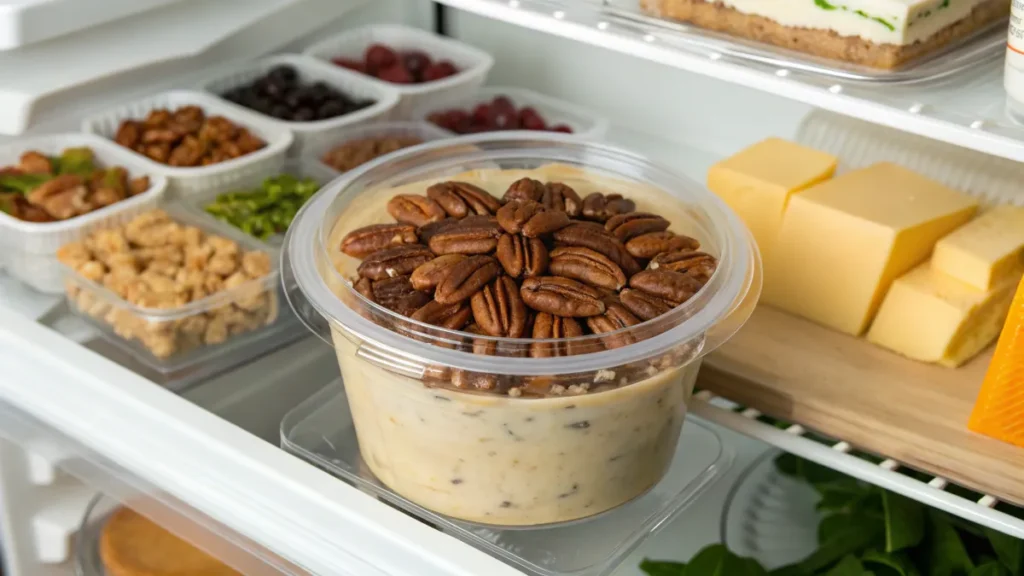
[{"left": 283, "top": 132, "right": 761, "bottom": 376}]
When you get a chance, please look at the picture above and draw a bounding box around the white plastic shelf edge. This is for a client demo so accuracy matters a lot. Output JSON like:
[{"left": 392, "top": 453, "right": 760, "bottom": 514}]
[
  {"left": 0, "top": 308, "right": 523, "bottom": 576},
  {"left": 434, "top": 0, "right": 1024, "bottom": 163}
]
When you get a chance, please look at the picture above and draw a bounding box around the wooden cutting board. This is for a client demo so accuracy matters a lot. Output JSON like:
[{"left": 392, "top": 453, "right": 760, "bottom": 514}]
[{"left": 700, "top": 305, "right": 1024, "bottom": 506}]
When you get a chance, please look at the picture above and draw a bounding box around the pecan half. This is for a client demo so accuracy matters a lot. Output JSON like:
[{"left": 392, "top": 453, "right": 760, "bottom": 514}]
[
  {"left": 418, "top": 217, "right": 459, "bottom": 245},
  {"left": 520, "top": 276, "right": 606, "bottom": 317},
  {"left": 496, "top": 234, "right": 548, "bottom": 278},
  {"left": 620, "top": 288, "right": 674, "bottom": 321},
  {"left": 435, "top": 255, "right": 501, "bottom": 304},
  {"left": 522, "top": 210, "right": 570, "bottom": 237},
  {"left": 586, "top": 302, "right": 641, "bottom": 349},
  {"left": 428, "top": 217, "right": 503, "bottom": 255},
  {"left": 496, "top": 199, "right": 543, "bottom": 234},
  {"left": 626, "top": 231, "right": 700, "bottom": 259},
  {"left": 581, "top": 193, "right": 635, "bottom": 222},
  {"left": 502, "top": 178, "right": 546, "bottom": 203},
  {"left": 341, "top": 224, "right": 418, "bottom": 258},
  {"left": 471, "top": 277, "right": 528, "bottom": 338},
  {"left": 410, "top": 254, "right": 467, "bottom": 291},
  {"left": 353, "top": 277, "right": 374, "bottom": 301},
  {"left": 553, "top": 222, "right": 641, "bottom": 276},
  {"left": 372, "top": 276, "right": 432, "bottom": 315},
  {"left": 426, "top": 181, "right": 501, "bottom": 217},
  {"left": 357, "top": 244, "right": 434, "bottom": 281},
  {"left": 529, "top": 313, "right": 584, "bottom": 358},
  {"left": 387, "top": 194, "right": 447, "bottom": 227},
  {"left": 649, "top": 251, "right": 718, "bottom": 284},
  {"left": 411, "top": 300, "right": 473, "bottom": 330},
  {"left": 605, "top": 212, "right": 670, "bottom": 242},
  {"left": 541, "top": 182, "right": 582, "bottom": 217},
  {"left": 548, "top": 246, "right": 627, "bottom": 290},
  {"left": 630, "top": 269, "right": 704, "bottom": 306}
]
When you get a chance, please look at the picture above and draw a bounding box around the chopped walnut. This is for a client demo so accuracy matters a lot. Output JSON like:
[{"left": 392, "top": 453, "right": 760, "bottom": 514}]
[{"left": 18, "top": 151, "right": 52, "bottom": 174}]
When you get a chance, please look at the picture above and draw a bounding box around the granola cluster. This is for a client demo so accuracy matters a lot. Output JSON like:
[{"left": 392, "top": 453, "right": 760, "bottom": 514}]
[{"left": 58, "top": 210, "right": 276, "bottom": 358}]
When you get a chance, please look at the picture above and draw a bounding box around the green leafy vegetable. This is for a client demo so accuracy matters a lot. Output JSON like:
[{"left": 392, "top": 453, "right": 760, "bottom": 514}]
[
  {"left": 883, "top": 492, "right": 925, "bottom": 553},
  {"left": 825, "top": 555, "right": 871, "bottom": 576},
  {"left": 640, "top": 559, "right": 687, "bottom": 576},
  {"left": 927, "top": 510, "right": 976, "bottom": 576},
  {"left": 971, "top": 562, "right": 1012, "bottom": 576},
  {"left": 686, "top": 545, "right": 766, "bottom": 576},
  {"left": 861, "top": 549, "right": 919, "bottom": 576},
  {"left": 984, "top": 529, "right": 1023, "bottom": 575}
]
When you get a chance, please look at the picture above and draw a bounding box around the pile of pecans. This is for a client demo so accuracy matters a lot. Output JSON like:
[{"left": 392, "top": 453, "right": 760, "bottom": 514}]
[
  {"left": 114, "top": 106, "right": 266, "bottom": 167},
  {"left": 339, "top": 177, "right": 718, "bottom": 395}
]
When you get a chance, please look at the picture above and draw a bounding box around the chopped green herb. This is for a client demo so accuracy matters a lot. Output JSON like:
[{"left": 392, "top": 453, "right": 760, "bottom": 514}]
[{"left": 203, "top": 173, "right": 320, "bottom": 240}]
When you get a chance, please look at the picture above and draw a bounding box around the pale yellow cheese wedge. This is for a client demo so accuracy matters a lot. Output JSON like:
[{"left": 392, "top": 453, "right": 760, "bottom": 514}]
[
  {"left": 707, "top": 138, "right": 837, "bottom": 267},
  {"left": 764, "top": 162, "right": 978, "bottom": 335},
  {"left": 932, "top": 205, "right": 1024, "bottom": 291},
  {"left": 867, "top": 263, "right": 1017, "bottom": 367}
]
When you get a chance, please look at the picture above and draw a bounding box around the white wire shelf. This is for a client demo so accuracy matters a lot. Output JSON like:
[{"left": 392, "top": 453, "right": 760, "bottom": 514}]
[
  {"left": 691, "top": 392, "right": 1024, "bottom": 540},
  {"left": 434, "top": 0, "right": 1024, "bottom": 163}
]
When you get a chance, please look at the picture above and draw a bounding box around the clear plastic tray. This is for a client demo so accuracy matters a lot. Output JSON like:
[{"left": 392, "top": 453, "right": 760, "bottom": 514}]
[
  {"left": 80, "top": 90, "right": 293, "bottom": 195},
  {"left": 720, "top": 450, "right": 820, "bottom": 570},
  {"left": 0, "top": 133, "right": 169, "bottom": 294},
  {"left": 60, "top": 207, "right": 299, "bottom": 379},
  {"left": 302, "top": 120, "right": 453, "bottom": 175},
  {"left": 566, "top": 0, "right": 1008, "bottom": 83},
  {"left": 198, "top": 54, "right": 401, "bottom": 157},
  {"left": 411, "top": 86, "right": 610, "bottom": 140},
  {"left": 281, "top": 383, "right": 733, "bottom": 576},
  {"left": 303, "top": 24, "right": 495, "bottom": 118},
  {"left": 182, "top": 157, "right": 338, "bottom": 248}
]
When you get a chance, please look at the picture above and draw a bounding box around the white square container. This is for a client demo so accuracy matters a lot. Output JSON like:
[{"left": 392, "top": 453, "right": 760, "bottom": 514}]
[
  {"left": 411, "top": 86, "right": 610, "bottom": 141},
  {"left": 80, "top": 90, "right": 293, "bottom": 196},
  {"left": 303, "top": 24, "right": 495, "bottom": 119},
  {"left": 0, "top": 133, "right": 169, "bottom": 294},
  {"left": 197, "top": 54, "right": 401, "bottom": 157},
  {"left": 303, "top": 120, "right": 453, "bottom": 175}
]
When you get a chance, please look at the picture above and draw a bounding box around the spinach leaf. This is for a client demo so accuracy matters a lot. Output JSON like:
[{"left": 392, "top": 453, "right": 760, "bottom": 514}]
[
  {"left": 884, "top": 492, "right": 925, "bottom": 552},
  {"left": 984, "top": 528, "right": 1024, "bottom": 575},
  {"left": 970, "top": 562, "right": 1011, "bottom": 576},
  {"left": 789, "top": 513, "right": 884, "bottom": 574},
  {"left": 927, "top": 510, "right": 976, "bottom": 576},
  {"left": 862, "top": 549, "right": 921, "bottom": 576},
  {"left": 827, "top": 555, "right": 871, "bottom": 576},
  {"left": 640, "top": 559, "right": 687, "bottom": 576},
  {"left": 685, "top": 544, "right": 767, "bottom": 576}
]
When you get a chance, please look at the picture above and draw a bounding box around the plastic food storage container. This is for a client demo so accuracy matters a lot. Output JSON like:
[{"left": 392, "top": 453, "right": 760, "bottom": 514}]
[
  {"left": 412, "top": 86, "right": 610, "bottom": 141},
  {"left": 303, "top": 24, "right": 495, "bottom": 119},
  {"left": 184, "top": 158, "right": 338, "bottom": 247},
  {"left": 304, "top": 120, "right": 452, "bottom": 175},
  {"left": 60, "top": 207, "right": 296, "bottom": 380},
  {"left": 283, "top": 133, "right": 761, "bottom": 527},
  {"left": 80, "top": 90, "right": 293, "bottom": 195},
  {"left": 0, "top": 133, "right": 169, "bottom": 294},
  {"left": 198, "top": 54, "right": 401, "bottom": 157}
]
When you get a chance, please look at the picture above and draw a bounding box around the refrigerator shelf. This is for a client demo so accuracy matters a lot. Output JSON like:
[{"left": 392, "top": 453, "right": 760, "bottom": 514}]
[{"left": 432, "top": 0, "right": 1024, "bottom": 163}]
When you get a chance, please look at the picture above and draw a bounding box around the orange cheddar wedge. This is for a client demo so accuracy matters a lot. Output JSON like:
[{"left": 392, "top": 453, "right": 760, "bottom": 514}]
[{"left": 968, "top": 274, "right": 1024, "bottom": 448}]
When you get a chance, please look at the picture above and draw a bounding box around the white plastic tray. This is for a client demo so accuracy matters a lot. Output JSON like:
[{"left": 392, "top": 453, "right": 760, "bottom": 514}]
[
  {"left": 411, "top": 86, "right": 610, "bottom": 141},
  {"left": 198, "top": 54, "right": 401, "bottom": 157},
  {"left": 304, "top": 23, "right": 495, "bottom": 118},
  {"left": 0, "top": 133, "right": 169, "bottom": 294},
  {"left": 80, "top": 90, "right": 293, "bottom": 196}
]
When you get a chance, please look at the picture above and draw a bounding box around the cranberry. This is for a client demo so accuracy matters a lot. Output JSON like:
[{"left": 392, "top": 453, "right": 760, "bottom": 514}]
[
  {"left": 471, "top": 103, "right": 492, "bottom": 125},
  {"left": 365, "top": 44, "right": 398, "bottom": 73},
  {"left": 376, "top": 63, "right": 414, "bottom": 84},
  {"left": 551, "top": 124, "right": 574, "bottom": 133},
  {"left": 491, "top": 96, "right": 516, "bottom": 115},
  {"left": 491, "top": 110, "right": 519, "bottom": 130},
  {"left": 422, "top": 60, "right": 459, "bottom": 82},
  {"left": 401, "top": 51, "right": 432, "bottom": 81},
  {"left": 518, "top": 107, "right": 546, "bottom": 131}
]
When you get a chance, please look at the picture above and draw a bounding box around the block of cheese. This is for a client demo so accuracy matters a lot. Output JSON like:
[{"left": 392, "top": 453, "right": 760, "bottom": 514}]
[
  {"left": 764, "top": 162, "right": 978, "bottom": 335},
  {"left": 932, "top": 206, "right": 1024, "bottom": 291},
  {"left": 969, "top": 275, "right": 1024, "bottom": 448},
  {"left": 866, "top": 264, "right": 1016, "bottom": 367},
  {"left": 707, "top": 138, "right": 838, "bottom": 265}
]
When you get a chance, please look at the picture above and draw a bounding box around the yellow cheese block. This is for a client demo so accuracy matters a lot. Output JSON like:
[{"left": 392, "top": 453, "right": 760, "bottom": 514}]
[
  {"left": 764, "top": 162, "right": 979, "bottom": 335},
  {"left": 932, "top": 206, "right": 1024, "bottom": 291},
  {"left": 867, "top": 264, "right": 1016, "bottom": 367},
  {"left": 707, "top": 138, "right": 838, "bottom": 265}
]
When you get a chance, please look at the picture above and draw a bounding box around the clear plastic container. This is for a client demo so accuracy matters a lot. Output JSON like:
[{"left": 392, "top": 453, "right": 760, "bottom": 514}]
[
  {"left": 0, "top": 133, "right": 169, "bottom": 294},
  {"left": 80, "top": 90, "right": 293, "bottom": 195},
  {"left": 198, "top": 54, "right": 401, "bottom": 156},
  {"left": 61, "top": 207, "right": 297, "bottom": 378},
  {"left": 412, "top": 86, "right": 610, "bottom": 141},
  {"left": 283, "top": 133, "right": 761, "bottom": 527},
  {"left": 303, "top": 120, "right": 452, "bottom": 175},
  {"left": 281, "top": 383, "right": 731, "bottom": 576},
  {"left": 303, "top": 24, "right": 495, "bottom": 118},
  {"left": 183, "top": 158, "right": 338, "bottom": 248}
]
